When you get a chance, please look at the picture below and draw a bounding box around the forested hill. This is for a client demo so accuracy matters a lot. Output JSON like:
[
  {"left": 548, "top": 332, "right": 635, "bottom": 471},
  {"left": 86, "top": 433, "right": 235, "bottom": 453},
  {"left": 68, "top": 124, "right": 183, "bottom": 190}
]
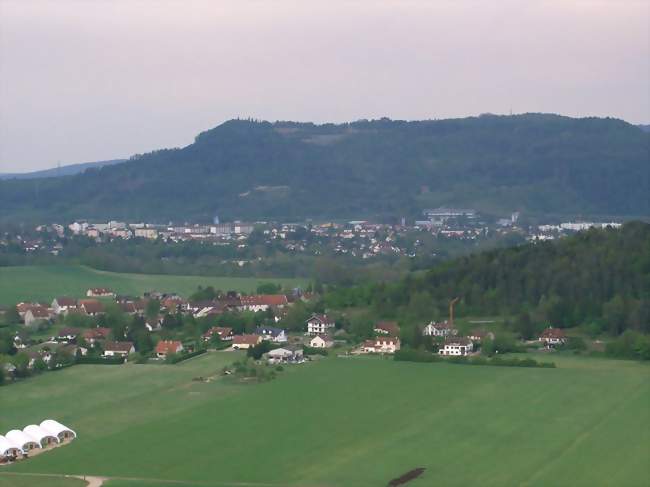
[
  {"left": 326, "top": 222, "right": 650, "bottom": 336},
  {"left": 1, "top": 114, "right": 648, "bottom": 222}
]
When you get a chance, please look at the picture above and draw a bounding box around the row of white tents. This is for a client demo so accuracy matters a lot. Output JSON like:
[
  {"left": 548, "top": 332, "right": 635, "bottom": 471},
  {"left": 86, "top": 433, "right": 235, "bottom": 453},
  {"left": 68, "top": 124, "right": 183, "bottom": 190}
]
[{"left": 0, "top": 420, "right": 76, "bottom": 459}]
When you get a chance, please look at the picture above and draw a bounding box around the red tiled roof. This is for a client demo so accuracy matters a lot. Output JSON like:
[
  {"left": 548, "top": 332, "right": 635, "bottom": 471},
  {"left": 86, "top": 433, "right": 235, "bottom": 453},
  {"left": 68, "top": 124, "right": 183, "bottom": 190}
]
[
  {"left": 79, "top": 299, "right": 104, "bottom": 314},
  {"left": 103, "top": 341, "right": 134, "bottom": 353},
  {"left": 233, "top": 334, "right": 261, "bottom": 345},
  {"left": 374, "top": 321, "right": 400, "bottom": 335},
  {"left": 155, "top": 340, "right": 182, "bottom": 354},
  {"left": 540, "top": 327, "right": 566, "bottom": 339}
]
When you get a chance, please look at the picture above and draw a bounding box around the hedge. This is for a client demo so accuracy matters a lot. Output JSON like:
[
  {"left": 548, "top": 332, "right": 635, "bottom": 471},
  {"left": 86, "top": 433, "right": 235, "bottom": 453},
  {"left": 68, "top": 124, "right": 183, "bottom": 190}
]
[
  {"left": 76, "top": 356, "right": 125, "bottom": 365},
  {"left": 169, "top": 349, "right": 207, "bottom": 364},
  {"left": 394, "top": 348, "right": 555, "bottom": 368}
]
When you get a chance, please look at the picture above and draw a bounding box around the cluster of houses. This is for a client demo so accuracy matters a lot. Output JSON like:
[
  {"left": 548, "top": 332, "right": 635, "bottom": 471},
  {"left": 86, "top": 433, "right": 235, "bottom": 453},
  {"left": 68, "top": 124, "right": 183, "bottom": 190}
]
[{"left": 0, "top": 419, "right": 75, "bottom": 463}]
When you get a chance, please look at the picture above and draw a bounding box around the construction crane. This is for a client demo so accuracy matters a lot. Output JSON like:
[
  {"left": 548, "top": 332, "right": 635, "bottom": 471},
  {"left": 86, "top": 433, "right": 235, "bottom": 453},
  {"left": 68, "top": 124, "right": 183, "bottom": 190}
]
[{"left": 449, "top": 297, "right": 460, "bottom": 325}]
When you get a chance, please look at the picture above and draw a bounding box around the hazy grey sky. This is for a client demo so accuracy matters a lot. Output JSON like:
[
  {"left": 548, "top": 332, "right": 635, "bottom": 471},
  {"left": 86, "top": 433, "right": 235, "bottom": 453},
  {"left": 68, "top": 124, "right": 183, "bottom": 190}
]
[{"left": 1, "top": 0, "right": 648, "bottom": 172}]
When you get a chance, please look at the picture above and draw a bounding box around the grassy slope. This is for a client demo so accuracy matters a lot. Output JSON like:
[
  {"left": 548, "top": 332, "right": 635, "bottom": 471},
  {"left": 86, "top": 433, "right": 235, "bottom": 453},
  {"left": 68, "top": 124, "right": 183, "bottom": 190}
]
[
  {"left": 0, "top": 476, "right": 85, "bottom": 487},
  {"left": 0, "top": 265, "right": 306, "bottom": 305},
  {"left": 1, "top": 354, "right": 648, "bottom": 487}
]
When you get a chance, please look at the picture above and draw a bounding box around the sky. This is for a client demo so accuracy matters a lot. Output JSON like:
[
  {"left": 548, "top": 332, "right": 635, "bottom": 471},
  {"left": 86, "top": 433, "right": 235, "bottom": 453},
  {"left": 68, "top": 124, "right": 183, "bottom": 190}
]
[{"left": 0, "top": 0, "right": 648, "bottom": 172}]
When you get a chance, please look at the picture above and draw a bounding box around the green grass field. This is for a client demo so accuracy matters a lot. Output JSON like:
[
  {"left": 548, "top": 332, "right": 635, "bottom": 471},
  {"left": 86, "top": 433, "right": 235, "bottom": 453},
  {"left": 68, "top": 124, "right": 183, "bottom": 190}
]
[
  {"left": 0, "top": 352, "right": 648, "bottom": 487},
  {"left": 0, "top": 265, "right": 307, "bottom": 305}
]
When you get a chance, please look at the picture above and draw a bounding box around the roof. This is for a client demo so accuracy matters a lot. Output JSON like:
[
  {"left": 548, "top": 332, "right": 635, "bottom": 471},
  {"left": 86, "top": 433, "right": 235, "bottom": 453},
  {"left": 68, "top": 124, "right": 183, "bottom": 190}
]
[
  {"left": 254, "top": 326, "right": 285, "bottom": 337},
  {"left": 54, "top": 297, "right": 77, "bottom": 306},
  {"left": 103, "top": 341, "right": 134, "bottom": 353},
  {"left": 203, "top": 326, "right": 233, "bottom": 338},
  {"left": 5, "top": 430, "right": 38, "bottom": 450},
  {"left": 40, "top": 419, "right": 76, "bottom": 438},
  {"left": 0, "top": 435, "right": 22, "bottom": 455},
  {"left": 307, "top": 313, "right": 333, "bottom": 324},
  {"left": 374, "top": 321, "right": 400, "bottom": 334},
  {"left": 240, "top": 295, "right": 288, "bottom": 306},
  {"left": 443, "top": 337, "right": 472, "bottom": 346},
  {"left": 233, "top": 334, "right": 261, "bottom": 345},
  {"left": 89, "top": 287, "right": 113, "bottom": 294},
  {"left": 540, "top": 327, "right": 566, "bottom": 339},
  {"left": 79, "top": 299, "right": 104, "bottom": 314},
  {"left": 428, "top": 321, "right": 454, "bottom": 329},
  {"left": 155, "top": 340, "right": 183, "bottom": 354},
  {"left": 374, "top": 336, "right": 399, "bottom": 344},
  {"left": 83, "top": 327, "right": 111, "bottom": 340},
  {"left": 27, "top": 307, "right": 50, "bottom": 318},
  {"left": 23, "top": 425, "right": 58, "bottom": 446},
  {"left": 57, "top": 327, "right": 80, "bottom": 337}
]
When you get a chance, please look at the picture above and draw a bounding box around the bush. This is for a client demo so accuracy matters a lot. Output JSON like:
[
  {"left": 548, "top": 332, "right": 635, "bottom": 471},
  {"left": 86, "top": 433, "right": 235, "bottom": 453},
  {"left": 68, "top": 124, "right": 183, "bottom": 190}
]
[
  {"left": 605, "top": 331, "right": 650, "bottom": 361},
  {"left": 394, "top": 349, "right": 555, "bottom": 368},
  {"left": 303, "top": 346, "right": 328, "bottom": 356},
  {"left": 394, "top": 348, "right": 441, "bottom": 363}
]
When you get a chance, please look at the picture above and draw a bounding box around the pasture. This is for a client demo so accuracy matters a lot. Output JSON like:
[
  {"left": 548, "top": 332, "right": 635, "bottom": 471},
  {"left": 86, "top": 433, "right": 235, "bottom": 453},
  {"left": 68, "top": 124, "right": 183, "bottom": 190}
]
[
  {"left": 0, "top": 353, "right": 648, "bottom": 487},
  {"left": 0, "top": 265, "right": 306, "bottom": 305}
]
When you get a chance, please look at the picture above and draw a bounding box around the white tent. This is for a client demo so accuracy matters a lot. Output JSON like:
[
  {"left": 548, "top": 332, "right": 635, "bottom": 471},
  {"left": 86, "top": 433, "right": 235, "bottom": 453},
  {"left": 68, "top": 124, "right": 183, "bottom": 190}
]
[
  {"left": 0, "top": 435, "right": 22, "bottom": 458},
  {"left": 40, "top": 419, "right": 76, "bottom": 440},
  {"left": 23, "top": 424, "right": 59, "bottom": 447},
  {"left": 5, "top": 430, "right": 39, "bottom": 452}
]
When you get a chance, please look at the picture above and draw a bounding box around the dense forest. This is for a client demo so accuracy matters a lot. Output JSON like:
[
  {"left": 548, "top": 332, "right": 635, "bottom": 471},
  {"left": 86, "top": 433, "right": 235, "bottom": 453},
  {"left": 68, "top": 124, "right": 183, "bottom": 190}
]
[
  {"left": 0, "top": 114, "right": 648, "bottom": 222},
  {"left": 325, "top": 222, "right": 650, "bottom": 337}
]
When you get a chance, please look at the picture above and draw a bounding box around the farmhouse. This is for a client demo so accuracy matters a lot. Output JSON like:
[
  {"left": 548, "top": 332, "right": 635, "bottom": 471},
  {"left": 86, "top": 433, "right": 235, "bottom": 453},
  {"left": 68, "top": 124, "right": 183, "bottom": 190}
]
[
  {"left": 232, "top": 334, "right": 262, "bottom": 350},
  {"left": 362, "top": 337, "right": 401, "bottom": 354},
  {"left": 202, "top": 326, "right": 234, "bottom": 342},
  {"left": 103, "top": 341, "right": 135, "bottom": 358},
  {"left": 239, "top": 294, "right": 288, "bottom": 312},
  {"left": 155, "top": 340, "right": 183, "bottom": 358},
  {"left": 16, "top": 302, "right": 44, "bottom": 321},
  {"left": 51, "top": 297, "right": 77, "bottom": 315},
  {"left": 423, "top": 321, "right": 458, "bottom": 337},
  {"left": 24, "top": 307, "right": 51, "bottom": 327},
  {"left": 539, "top": 327, "right": 566, "bottom": 347},
  {"left": 374, "top": 321, "right": 400, "bottom": 336},
  {"left": 83, "top": 327, "right": 111, "bottom": 344},
  {"left": 79, "top": 299, "right": 105, "bottom": 316},
  {"left": 254, "top": 326, "right": 288, "bottom": 343},
  {"left": 306, "top": 314, "right": 335, "bottom": 335},
  {"left": 439, "top": 338, "right": 474, "bottom": 356},
  {"left": 310, "top": 335, "right": 333, "bottom": 348},
  {"left": 87, "top": 287, "right": 115, "bottom": 297}
]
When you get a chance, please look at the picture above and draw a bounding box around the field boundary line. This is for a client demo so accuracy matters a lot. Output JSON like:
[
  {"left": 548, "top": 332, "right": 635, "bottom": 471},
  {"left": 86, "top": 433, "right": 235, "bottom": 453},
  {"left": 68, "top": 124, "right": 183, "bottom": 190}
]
[{"left": 0, "top": 471, "right": 335, "bottom": 487}]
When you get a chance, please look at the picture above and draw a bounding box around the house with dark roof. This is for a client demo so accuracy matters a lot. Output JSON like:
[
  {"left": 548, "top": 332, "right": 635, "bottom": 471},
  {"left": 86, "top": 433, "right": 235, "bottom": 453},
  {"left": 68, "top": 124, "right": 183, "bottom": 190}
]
[{"left": 254, "top": 326, "right": 287, "bottom": 343}]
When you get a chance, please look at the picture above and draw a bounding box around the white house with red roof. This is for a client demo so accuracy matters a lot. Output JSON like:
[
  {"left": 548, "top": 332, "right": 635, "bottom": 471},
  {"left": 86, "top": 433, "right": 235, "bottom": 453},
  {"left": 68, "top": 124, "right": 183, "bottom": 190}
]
[
  {"left": 155, "top": 340, "right": 183, "bottom": 358},
  {"left": 232, "top": 334, "right": 262, "bottom": 350},
  {"left": 306, "top": 314, "right": 335, "bottom": 336},
  {"left": 539, "top": 327, "right": 566, "bottom": 347},
  {"left": 239, "top": 295, "right": 288, "bottom": 312},
  {"left": 361, "top": 337, "right": 401, "bottom": 354}
]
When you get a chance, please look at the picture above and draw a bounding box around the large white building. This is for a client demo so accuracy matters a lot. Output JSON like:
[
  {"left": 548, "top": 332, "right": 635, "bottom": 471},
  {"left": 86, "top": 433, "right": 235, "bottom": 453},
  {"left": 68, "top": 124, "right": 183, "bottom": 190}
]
[
  {"left": 439, "top": 338, "right": 473, "bottom": 356},
  {"left": 306, "top": 314, "right": 335, "bottom": 336}
]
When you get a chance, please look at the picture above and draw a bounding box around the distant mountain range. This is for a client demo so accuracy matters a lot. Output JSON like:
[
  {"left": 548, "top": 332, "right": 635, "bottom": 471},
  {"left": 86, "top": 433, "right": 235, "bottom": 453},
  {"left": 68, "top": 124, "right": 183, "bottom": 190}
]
[
  {"left": 0, "top": 114, "right": 648, "bottom": 223},
  {"left": 0, "top": 159, "right": 126, "bottom": 180}
]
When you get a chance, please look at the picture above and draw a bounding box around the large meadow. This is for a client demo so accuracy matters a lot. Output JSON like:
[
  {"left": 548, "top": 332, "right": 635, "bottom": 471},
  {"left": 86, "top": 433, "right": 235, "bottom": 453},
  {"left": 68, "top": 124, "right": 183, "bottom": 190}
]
[
  {"left": 0, "top": 265, "right": 306, "bottom": 305},
  {"left": 1, "top": 351, "right": 648, "bottom": 487}
]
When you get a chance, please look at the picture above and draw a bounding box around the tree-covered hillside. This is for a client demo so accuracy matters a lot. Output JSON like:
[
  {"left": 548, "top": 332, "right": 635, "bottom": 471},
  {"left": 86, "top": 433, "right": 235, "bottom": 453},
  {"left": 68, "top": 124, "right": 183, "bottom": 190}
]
[
  {"left": 326, "top": 222, "right": 650, "bottom": 336},
  {"left": 1, "top": 114, "right": 648, "bottom": 222}
]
